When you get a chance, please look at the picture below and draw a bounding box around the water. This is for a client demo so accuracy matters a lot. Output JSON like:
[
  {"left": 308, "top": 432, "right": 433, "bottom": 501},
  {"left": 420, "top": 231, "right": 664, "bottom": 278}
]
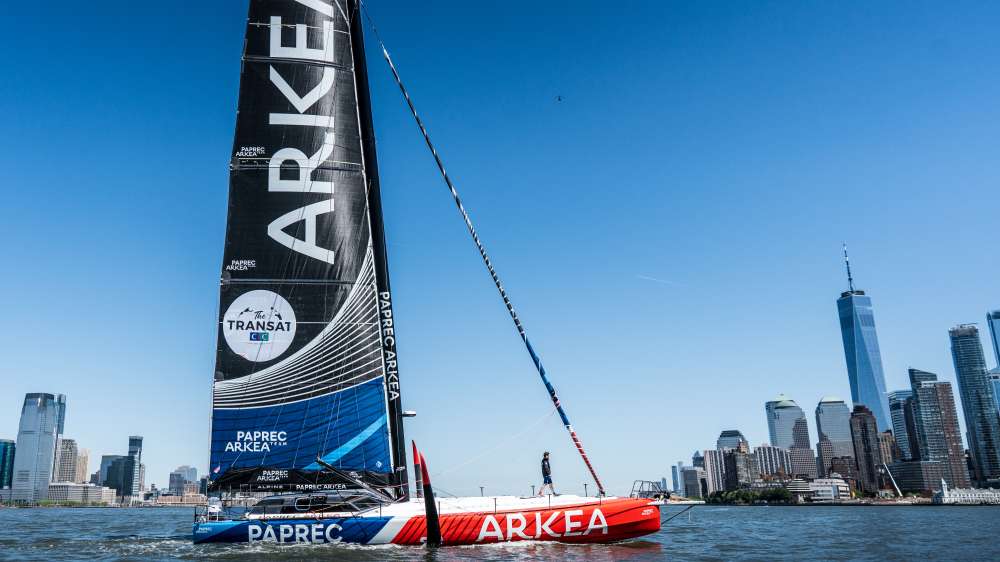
[{"left": 1, "top": 505, "right": 997, "bottom": 561}]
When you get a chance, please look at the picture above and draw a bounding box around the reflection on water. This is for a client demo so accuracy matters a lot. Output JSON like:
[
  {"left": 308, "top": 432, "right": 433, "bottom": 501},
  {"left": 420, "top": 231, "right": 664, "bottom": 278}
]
[{"left": 0, "top": 505, "right": 996, "bottom": 561}]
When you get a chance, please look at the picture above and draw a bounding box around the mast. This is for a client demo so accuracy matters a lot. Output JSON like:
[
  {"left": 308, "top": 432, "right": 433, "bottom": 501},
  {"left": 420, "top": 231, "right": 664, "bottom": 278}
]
[{"left": 349, "top": 0, "right": 408, "bottom": 499}]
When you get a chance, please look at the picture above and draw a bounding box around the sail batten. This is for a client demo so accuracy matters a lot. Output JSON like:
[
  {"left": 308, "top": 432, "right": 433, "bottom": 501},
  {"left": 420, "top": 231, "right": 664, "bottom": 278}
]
[{"left": 209, "top": 0, "right": 406, "bottom": 498}]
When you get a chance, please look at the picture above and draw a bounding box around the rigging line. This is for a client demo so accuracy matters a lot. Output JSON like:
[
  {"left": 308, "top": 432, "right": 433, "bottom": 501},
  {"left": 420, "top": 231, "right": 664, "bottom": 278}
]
[
  {"left": 359, "top": 2, "right": 607, "bottom": 496},
  {"left": 429, "top": 407, "right": 558, "bottom": 479}
]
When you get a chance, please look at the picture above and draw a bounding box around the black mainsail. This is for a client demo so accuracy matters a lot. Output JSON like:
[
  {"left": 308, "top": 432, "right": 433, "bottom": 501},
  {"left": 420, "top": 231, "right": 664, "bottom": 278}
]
[{"left": 209, "top": 0, "right": 406, "bottom": 498}]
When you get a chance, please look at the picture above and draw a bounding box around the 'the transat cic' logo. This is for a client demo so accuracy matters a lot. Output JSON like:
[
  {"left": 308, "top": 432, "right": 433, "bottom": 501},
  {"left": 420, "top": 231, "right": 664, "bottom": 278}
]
[{"left": 222, "top": 290, "right": 296, "bottom": 362}]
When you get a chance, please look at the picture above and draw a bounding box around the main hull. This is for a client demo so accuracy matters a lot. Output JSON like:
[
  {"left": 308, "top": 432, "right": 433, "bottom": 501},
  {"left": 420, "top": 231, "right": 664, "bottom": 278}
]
[{"left": 193, "top": 496, "right": 660, "bottom": 546}]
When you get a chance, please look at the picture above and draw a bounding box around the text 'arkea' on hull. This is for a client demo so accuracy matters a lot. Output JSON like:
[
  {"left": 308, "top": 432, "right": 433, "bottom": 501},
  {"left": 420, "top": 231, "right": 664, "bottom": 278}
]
[{"left": 194, "top": 0, "right": 662, "bottom": 547}]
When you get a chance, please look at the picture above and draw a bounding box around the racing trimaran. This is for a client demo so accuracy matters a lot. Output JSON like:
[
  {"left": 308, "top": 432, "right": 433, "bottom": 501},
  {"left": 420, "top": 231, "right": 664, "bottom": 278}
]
[{"left": 192, "top": 0, "right": 663, "bottom": 546}]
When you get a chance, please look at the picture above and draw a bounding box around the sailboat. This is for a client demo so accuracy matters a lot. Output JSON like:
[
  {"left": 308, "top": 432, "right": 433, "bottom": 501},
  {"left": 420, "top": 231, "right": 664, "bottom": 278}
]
[{"left": 192, "top": 0, "right": 662, "bottom": 546}]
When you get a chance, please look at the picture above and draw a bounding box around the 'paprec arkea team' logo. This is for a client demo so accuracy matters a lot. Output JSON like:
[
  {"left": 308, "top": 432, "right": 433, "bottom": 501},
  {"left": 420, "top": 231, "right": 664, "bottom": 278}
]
[{"left": 222, "top": 290, "right": 296, "bottom": 361}]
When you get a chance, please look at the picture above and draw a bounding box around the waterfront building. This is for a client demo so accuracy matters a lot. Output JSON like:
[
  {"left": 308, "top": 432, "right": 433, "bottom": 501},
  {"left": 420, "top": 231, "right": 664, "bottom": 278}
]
[
  {"left": 0, "top": 439, "right": 14, "bottom": 489},
  {"left": 785, "top": 478, "right": 812, "bottom": 502},
  {"left": 75, "top": 449, "right": 89, "bottom": 484},
  {"left": 724, "top": 446, "right": 759, "bottom": 491},
  {"left": 128, "top": 436, "right": 143, "bottom": 496},
  {"left": 46, "top": 482, "right": 116, "bottom": 505},
  {"left": 716, "top": 430, "right": 749, "bottom": 450},
  {"left": 948, "top": 325, "right": 1000, "bottom": 485},
  {"left": 815, "top": 397, "right": 854, "bottom": 476},
  {"left": 703, "top": 450, "right": 726, "bottom": 493},
  {"left": 908, "top": 369, "right": 971, "bottom": 488},
  {"left": 174, "top": 465, "right": 198, "bottom": 483},
  {"left": 681, "top": 467, "right": 708, "bottom": 499},
  {"left": 671, "top": 464, "right": 680, "bottom": 493},
  {"left": 878, "top": 431, "right": 902, "bottom": 464},
  {"left": 933, "top": 479, "right": 1000, "bottom": 504},
  {"left": 754, "top": 444, "right": 791, "bottom": 478},
  {"left": 54, "top": 438, "right": 79, "bottom": 483},
  {"left": 766, "top": 395, "right": 817, "bottom": 478},
  {"left": 809, "top": 478, "right": 851, "bottom": 501},
  {"left": 836, "top": 249, "right": 891, "bottom": 431},
  {"left": 829, "top": 456, "right": 857, "bottom": 481},
  {"left": 849, "top": 405, "right": 883, "bottom": 494},
  {"left": 11, "top": 393, "right": 65, "bottom": 503},
  {"left": 887, "top": 390, "right": 915, "bottom": 460},
  {"left": 886, "top": 460, "right": 945, "bottom": 493},
  {"left": 169, "top": 471, "right": 186, "bottom": 495},
  {"left": 99, "top": 455, "right": 124, "bottom": 485}
]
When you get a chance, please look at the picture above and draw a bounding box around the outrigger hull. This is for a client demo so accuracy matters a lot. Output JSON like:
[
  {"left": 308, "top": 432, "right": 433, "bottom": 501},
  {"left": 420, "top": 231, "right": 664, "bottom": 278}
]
[{"left": 193, "top": 496, "right": 660, "bottom": 546}]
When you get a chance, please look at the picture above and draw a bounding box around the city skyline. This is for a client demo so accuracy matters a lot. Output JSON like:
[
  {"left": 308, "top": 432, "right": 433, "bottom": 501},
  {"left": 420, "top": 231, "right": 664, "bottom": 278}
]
[{"left": 2, "top": 1, "right": 999, "bottom": 494}]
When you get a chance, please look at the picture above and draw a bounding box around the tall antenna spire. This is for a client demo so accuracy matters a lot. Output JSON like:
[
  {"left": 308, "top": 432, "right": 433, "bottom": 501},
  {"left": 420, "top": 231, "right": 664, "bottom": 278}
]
[{"left": 843, "top": 243, "right": 855, "bottom": 292}]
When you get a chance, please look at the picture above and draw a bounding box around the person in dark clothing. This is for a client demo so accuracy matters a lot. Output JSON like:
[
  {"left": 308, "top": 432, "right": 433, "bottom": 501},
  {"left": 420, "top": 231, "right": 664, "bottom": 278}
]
[{"left": 537, "top": 451, "right": 557, "bottom": 496}]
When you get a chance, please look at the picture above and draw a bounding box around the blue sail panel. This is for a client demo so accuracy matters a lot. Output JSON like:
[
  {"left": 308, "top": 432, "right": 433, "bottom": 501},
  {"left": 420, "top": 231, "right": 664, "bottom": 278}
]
[{"left": 210, "top": 378, "right": 391, "bottom": 479}]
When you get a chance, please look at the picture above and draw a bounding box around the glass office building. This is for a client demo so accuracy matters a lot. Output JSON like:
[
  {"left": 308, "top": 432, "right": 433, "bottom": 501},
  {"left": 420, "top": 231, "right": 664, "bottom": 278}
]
[
  {"left": 949, "top": 325, "right": 1000, "bottom": 484},
  {"left": 908, "top": 369, "right": 970, "bottom": 488},
  {"left": 766, "top": 395, "right": 817, "bottom": 478},
  {"left": 888, "top": 390, "right": 915, "bottom": 460},
  {"left": 838, "top": 290, "right": 891, "bottom": 431},
  {"left": 716, "top": 430, "right": 749, "bottom": 450},
  {"left": 815, "top": 396, "right": 855, "bottom": 476},
  {"left": 11, "top": 393, "right": 65, "bottom": 503},
  {"left": 0, "top": 439, "right": 14, "bottom": 489},
  {"left": 988, "top": 310, "right": 1000, "bottom": 367}
]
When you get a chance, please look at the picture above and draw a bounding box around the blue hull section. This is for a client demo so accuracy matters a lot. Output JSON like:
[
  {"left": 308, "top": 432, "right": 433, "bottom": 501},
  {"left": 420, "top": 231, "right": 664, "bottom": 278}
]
[{"left": 193, "top": 517, "right": 394, "bottom": 544}]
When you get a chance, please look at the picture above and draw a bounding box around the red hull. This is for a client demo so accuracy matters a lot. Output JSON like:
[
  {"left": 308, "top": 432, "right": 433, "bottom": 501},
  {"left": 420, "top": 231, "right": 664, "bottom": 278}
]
[{"left": 391, "top": 498, "right": 661, "bottom": 546}]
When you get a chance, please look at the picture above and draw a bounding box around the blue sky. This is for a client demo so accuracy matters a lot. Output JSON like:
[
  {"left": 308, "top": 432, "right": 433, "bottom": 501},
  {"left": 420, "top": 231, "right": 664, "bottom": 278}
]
[{"left": 1, "top": 1, "right": 998, "bottom": 495}]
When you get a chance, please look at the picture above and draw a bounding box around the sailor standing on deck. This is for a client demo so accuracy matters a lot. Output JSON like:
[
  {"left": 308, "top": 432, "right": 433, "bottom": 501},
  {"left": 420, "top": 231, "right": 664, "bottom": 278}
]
[{"left": 538, "top": 451, "right": 557, "bottom": 496}]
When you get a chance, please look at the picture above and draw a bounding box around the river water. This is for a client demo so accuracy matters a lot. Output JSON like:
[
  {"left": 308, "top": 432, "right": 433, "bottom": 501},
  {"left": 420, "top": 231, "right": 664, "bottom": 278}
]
[{"left": 0, "top": 504, "right": 996, "bottom": 561}]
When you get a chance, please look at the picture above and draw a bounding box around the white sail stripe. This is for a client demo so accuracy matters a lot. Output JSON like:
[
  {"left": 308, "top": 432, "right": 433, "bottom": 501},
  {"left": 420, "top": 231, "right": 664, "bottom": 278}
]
[
  {"left": 214, "top": 247, "right": 381, "bottom": 408},
  {"left": 257, "top": 299, "right": 378, "bottom": 377},
  {"left": 214, "top": 366, "right": 387, "bottom": 410},
  {"left": 235, "top": 288, "right": 379, "bottom": 383},
  {"left": 217, "top": 249, "right": 374, "bottom": 382},
  {"left": 214, "top": 320, "right": 378, "bottom": 397},
  {"left": 215, "top": 362, "right": 385, "bottom": 409},
  {"left": 244, "top": 256, "right": 377, "bottom": 379},
  {"left": 215, "top": 341, "right": 381, "bottom": 401}
]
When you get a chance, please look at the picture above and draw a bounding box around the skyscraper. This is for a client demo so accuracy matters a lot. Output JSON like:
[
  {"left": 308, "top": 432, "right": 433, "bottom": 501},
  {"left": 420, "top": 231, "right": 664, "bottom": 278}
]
[
  {"left": 987, "top": 310, "right": 1000, "bottom": 367},
  {"left": 949, "top": 325, "right": 1000, "bottom": 484},
  {"left": 54, "top": 438, "right": 79, "bottom": 483},
  {"left": 849, "top": 405, "right": 883, "bottom": 494},
  {"left": 754, "top": 444, "right": 792, "bottom": 478},
  {"left": 99, "top": 455, "right": 124, "bottom": 486},
  {"left": 127, "top": 436, "right": 143, "bottom": 497},
  {"left": 887, "top": 390, "right": 915, "bottom": 460},
  {"left": 765, "top": 395, "right": 817, "bottom": 478},
  {"left": 908, "top": 368, "right": 971, "bottom": 488},
  {"left": 989, "top": 371, "right": 1000, "bottom": 418},
  {"left": 836, "top": 249, "right": 891, "bottom": 431},
  {"left": 716, "top": 430, "right": 749, "bottom": 450},
  {"left": 11, "top": 393, "right": 65, "bottom": 502},
  {"left": 0, "top": 440, "right": 14, "bottom": 489},
  {"left": 703, "top": 450, "right": 727, "bottom": 493},
  {"left": 670, "top": 465, "right": 680, "bottom": 493},
  {"left": 724, "top": 445, "right": 759, "bottom": 491},
  {"left": 692, "top": 451, "right": 704, "bottom": 469},
  {"left": 815, "top": 397, "right": 855, "bottom": 477},
  {"left": 75, "top": 449, "right": 89, "bottom": 484},
  {"left": 878, "top": 431, "right": 901, "bottom": 464}
]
